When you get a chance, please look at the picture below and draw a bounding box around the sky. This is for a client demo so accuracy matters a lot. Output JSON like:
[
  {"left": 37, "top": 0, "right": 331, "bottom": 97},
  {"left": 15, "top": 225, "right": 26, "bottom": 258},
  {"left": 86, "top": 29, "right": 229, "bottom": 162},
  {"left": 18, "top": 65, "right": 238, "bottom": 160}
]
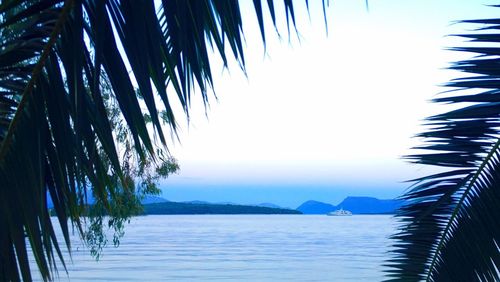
[{"left": 157, "top": 0, "right": 498, "bottom": 208}]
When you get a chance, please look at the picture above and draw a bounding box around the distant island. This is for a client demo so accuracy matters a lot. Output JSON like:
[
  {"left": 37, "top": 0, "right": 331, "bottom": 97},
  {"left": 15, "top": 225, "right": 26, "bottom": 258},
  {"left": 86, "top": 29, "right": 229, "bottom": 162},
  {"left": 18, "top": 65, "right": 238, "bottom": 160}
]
[
  {"left": 143, "top": 201, "right": 301, "bottom": 215},
  {"left": 135, "top": 196, "right": 404, "bottom": 215},
  {"left": 47, "top": 194, "right": 402, "bottom": 215},
  {"left": 47, "top": 195, "right": 300, "bottom": 215},
  {"left": 296, "top": 197, "right": 403, "bottom": 214}
]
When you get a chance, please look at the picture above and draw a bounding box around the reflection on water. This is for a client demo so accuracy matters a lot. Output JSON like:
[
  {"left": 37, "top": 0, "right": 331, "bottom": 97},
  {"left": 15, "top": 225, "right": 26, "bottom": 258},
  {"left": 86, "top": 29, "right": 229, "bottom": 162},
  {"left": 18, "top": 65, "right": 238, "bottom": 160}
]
[{"left": 33, "top": 215, "right": 397, "bottom": 281}]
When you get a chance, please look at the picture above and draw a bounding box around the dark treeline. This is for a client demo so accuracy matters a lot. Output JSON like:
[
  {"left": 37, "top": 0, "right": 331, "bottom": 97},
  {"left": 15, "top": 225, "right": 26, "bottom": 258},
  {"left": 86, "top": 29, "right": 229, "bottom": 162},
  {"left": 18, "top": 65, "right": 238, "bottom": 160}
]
[{"left": 143, "top": 202, "right": 302, "bottom": 215}]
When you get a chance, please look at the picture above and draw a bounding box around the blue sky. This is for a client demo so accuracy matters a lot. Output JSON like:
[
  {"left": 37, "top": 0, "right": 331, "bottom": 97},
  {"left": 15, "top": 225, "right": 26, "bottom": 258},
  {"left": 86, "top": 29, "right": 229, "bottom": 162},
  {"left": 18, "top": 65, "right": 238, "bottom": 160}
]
[{"left": 158, "top": 1, "right": 498, "bottom": 208}]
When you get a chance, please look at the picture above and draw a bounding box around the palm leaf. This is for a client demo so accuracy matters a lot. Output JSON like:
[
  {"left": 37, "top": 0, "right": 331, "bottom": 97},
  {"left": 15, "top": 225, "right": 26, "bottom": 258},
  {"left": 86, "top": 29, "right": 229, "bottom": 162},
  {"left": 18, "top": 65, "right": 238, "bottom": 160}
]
[
  {"left": 0, "top": 0, "right": 323, "bottom": 280},
  {"left": 386, "top": 14, "right": 500, "bottom": 282}
]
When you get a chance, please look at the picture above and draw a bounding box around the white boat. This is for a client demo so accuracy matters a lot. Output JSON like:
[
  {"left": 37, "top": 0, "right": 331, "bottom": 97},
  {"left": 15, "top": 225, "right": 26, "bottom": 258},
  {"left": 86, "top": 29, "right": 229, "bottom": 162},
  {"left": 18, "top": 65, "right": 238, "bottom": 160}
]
[{"left": 327, "top": 208, "right": 352, "bottom": 216}]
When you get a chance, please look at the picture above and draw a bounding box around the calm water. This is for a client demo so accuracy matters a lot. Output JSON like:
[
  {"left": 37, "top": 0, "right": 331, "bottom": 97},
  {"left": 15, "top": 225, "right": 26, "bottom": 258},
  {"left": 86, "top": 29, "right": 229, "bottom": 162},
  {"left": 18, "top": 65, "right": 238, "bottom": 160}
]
[{"left": 33, "top": 215, "right": 397, "bottom": 281}]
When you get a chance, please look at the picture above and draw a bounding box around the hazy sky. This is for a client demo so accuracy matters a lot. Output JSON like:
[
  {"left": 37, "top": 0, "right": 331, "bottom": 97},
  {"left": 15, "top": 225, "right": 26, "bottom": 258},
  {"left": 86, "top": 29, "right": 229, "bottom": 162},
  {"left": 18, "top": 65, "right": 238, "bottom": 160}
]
[{"left": 158, "top": 1, "right": 498, "bottom": 208}]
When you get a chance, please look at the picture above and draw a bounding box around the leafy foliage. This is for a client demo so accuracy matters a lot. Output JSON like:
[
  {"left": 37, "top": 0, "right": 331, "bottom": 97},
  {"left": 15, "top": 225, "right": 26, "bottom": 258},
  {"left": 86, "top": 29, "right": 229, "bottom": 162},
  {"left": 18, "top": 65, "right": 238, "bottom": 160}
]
[
  {"left": 0, "top": 0, "right": 316, "bottom": 280},
  {"left": 387, "top": 14, "right": 500, "bottom": 282},
  {"left": 81, "top": 76, "right": 180, "bottom": 260}
]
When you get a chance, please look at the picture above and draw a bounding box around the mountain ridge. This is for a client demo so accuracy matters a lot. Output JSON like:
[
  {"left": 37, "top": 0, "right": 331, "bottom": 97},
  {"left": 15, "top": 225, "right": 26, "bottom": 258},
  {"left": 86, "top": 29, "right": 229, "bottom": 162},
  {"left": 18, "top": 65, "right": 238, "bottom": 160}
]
[
  {"left": 297, "top": 197, "right": 403, "bottom": 214},
  {"left": 48, "top": 194, "right": 402, "bottom": 215}
]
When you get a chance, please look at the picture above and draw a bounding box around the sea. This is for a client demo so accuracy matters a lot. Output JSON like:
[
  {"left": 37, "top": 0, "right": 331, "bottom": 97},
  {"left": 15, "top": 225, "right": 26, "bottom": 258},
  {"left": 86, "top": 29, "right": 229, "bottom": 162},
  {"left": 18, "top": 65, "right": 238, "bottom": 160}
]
[{"left": 32, "top": 215, "right": 397, "bottom": 281}]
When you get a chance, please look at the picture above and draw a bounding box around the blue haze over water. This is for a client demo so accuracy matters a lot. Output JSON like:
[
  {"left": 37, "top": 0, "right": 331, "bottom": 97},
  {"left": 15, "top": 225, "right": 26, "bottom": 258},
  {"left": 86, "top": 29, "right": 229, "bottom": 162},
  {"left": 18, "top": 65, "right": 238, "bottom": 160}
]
[{"left": 33, "top": 215, "right": 396, "bottom": 281}]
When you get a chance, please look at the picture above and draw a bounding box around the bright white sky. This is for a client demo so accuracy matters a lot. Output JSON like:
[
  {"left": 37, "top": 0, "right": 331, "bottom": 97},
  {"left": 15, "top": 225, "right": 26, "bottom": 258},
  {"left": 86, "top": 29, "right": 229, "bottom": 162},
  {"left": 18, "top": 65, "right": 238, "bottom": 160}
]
[{"left": 159, "top": 0, "right": 498, "bottom": 207}]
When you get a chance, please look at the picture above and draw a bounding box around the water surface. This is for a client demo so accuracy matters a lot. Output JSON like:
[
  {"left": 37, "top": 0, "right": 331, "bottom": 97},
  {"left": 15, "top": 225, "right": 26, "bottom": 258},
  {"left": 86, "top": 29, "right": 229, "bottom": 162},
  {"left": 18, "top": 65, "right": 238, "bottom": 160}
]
[{"left": 35, "top": 215, "right": 396, "bottom": 281}]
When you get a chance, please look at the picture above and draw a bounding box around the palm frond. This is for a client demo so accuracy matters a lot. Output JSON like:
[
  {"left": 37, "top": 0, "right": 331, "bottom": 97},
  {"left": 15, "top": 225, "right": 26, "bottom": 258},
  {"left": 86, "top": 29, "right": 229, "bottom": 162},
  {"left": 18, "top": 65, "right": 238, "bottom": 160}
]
[
  {"left": 0, "top": 0, "right": 320, "bottom": 280},
  {"left": 386, "top": 15, "right": 500, "bottom": 282}
]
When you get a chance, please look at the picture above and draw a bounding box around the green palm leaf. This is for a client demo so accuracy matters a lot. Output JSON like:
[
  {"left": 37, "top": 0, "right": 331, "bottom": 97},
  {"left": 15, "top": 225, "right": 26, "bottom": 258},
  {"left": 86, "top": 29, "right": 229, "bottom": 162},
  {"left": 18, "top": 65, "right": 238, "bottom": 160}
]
[
  {"left": 387, "top": 13, "right": 500, "bottom": 282},
  {"left": 0, "top": 0, "right": 322, "bottom": 280}
]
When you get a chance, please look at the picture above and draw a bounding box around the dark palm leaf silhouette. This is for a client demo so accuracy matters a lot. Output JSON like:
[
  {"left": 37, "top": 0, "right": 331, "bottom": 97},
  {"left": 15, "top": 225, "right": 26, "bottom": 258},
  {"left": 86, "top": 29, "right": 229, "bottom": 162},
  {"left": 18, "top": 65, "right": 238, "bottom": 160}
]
[
  {"left": 386, "top": 13, "right": 500, "bottom": 282},
  {"left": 0, "top": 0, "right": 318, "bottom": 280}
]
